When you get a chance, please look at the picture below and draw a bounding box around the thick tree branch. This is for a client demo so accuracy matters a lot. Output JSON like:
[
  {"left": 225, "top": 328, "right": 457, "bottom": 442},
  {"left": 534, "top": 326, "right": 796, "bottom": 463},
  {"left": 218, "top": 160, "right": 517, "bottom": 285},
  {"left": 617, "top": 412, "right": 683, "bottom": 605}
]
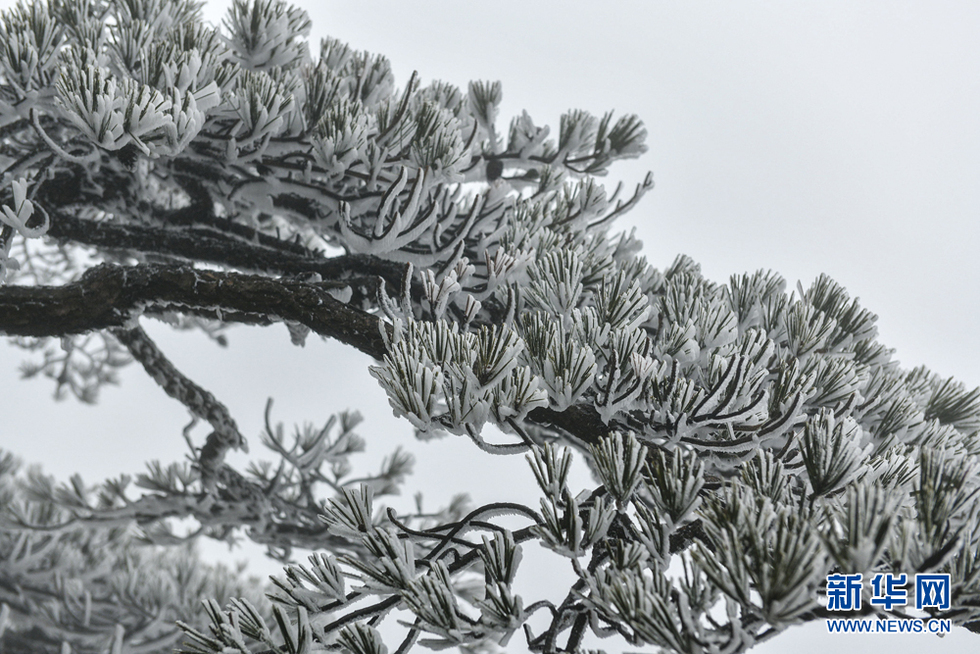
[
  {"left": 0, "top": 262, "right": 389, "bottom": 359},
  {"left": 527, "top": 403, "right": 613, "bottom": 446},
  {"left": 44, "top": 211, "right": 410, "bottom": 291},
  {"left": 0, "top": 262, "right": 611, "bottom": 447}
]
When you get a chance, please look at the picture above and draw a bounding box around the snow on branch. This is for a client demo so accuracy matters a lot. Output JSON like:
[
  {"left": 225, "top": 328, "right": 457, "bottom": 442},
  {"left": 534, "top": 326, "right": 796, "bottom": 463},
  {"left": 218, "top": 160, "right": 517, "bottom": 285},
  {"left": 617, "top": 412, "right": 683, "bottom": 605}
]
[{"left": 1, "top": 0, "right": 980, "bottom": 652}]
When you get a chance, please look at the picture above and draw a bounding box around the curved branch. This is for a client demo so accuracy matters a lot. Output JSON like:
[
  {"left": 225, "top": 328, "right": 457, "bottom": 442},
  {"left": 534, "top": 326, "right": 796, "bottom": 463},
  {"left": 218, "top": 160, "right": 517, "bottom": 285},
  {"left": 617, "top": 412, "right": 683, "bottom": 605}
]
[
  {"left": 0, "top": 262, "right": 616, "bottom": 449},
  {"left": 0, "top": 262, "right": 389, "bottom": 359},
  {"left": 110, "top": 324, "right": 246, "bottom": 488}
]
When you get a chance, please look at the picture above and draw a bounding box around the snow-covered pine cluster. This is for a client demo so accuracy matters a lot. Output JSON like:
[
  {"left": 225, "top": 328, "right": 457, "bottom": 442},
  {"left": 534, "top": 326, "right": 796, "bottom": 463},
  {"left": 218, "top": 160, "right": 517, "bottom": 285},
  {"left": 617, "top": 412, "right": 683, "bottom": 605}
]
[{"left": 1, "top": 0, "right": 979, "bottom": 653}]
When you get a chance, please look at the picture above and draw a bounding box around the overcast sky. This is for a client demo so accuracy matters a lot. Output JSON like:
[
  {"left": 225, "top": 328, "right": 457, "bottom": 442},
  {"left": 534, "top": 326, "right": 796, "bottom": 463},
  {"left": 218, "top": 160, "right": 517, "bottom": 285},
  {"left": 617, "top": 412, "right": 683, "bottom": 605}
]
[{"left": 2, "top": 1, "right": 980, "bottom": 652}]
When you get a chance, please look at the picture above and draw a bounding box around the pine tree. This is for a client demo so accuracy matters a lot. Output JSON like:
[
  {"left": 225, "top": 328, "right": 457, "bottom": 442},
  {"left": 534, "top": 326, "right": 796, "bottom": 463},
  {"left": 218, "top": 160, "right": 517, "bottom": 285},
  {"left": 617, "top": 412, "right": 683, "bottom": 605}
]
[{"left": 1, "top": 0, "right": 979, "bottom": 652}]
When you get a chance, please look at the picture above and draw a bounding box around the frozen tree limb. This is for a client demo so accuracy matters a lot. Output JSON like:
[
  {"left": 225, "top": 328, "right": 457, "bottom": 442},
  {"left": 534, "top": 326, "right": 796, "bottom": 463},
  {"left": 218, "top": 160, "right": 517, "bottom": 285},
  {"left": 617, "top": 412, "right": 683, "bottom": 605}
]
[
  {"left": 0, "top": 262, "right": 387, "bottom": 358},
  {"left": 109, "top": 324, "right": 246, "bottom": 488},
  {"left": 44, "top": 210, "right": 411, "bottom": 293}
]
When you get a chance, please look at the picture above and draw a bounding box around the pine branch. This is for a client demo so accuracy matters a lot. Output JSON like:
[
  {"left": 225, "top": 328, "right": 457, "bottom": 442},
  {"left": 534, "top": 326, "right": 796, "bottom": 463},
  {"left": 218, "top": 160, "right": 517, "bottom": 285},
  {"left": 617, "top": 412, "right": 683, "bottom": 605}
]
[
  {"left": 0, "top": 262, "right": 613, "bottom": 447},
  {"left": 110, "top": 324, "right": 245, "bottom": 488},
  {"left": 45, "top": 210, "right": 410, "bottom": 291},
  {"left": 0, "top": 262, "right": 388, "bottom": 358}
]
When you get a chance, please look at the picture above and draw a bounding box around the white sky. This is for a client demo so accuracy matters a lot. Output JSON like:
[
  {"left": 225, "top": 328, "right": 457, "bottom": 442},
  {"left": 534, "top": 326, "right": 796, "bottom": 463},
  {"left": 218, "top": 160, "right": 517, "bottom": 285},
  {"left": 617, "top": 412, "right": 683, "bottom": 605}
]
[{"left": 2, "top": 1, "right": 980, "bottom": 652}]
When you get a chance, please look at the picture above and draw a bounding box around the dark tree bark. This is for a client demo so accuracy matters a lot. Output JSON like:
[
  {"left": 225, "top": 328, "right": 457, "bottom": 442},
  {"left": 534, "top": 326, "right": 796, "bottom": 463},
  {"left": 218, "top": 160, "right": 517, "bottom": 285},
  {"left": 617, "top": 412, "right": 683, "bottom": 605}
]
[
  {"left": 0, "top": 262, "right": 612, "bottom": 447},
  {"left": 0, "top": 262, "right": 388, "bottom": 358}
]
